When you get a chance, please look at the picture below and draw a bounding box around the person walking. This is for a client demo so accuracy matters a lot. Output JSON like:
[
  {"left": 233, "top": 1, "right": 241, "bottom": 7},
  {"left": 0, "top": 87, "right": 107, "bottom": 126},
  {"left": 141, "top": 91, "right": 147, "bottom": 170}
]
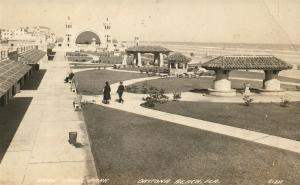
[
  {"left": 117, "top": 81, "right": 125, "bottom": 103},
  {"left": 103, "top": 81, "right": 111, "bottom": 104}
]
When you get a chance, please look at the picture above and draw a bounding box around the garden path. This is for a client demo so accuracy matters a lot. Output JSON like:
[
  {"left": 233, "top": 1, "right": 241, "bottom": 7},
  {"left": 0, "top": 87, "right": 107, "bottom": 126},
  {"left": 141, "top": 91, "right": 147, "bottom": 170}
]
[{"left": 82, "top": 76, "right": 300, "bottom": 154}]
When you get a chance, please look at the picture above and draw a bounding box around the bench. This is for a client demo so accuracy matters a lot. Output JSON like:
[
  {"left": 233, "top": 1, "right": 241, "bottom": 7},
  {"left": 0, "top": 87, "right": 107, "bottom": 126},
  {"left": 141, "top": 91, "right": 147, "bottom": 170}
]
[{"left": 73, "top": 97, "right": 81, "bottom": 111}]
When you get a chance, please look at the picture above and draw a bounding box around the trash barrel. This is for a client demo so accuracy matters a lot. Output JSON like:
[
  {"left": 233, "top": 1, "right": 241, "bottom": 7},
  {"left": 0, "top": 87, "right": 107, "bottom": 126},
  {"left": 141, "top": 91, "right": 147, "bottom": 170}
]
[{"left": 68, "top": 132, "right": 77, "bottom": 144}]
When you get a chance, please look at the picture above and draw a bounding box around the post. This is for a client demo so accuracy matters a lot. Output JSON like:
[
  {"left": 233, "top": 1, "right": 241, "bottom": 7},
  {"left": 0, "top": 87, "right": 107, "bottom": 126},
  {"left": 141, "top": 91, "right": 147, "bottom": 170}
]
[
  {"left": 159, "top": 53, "right": 164, "bottom": 67},
  {"left": 122, "top": 54, "right": 128, "bottom": 66},
  {"left": 133, "top": 54, "right": 137, "bottom": 66},
  {"left": 137, "top": 52, "right": 142, "bottom": 67},
  {"left": 154, "top": 53, "right": 159, "bottom": 66},
  {"left": 263, "top": 70, "right": 282, "bottom": 91},
  {"left": 209, "top": 69, "right": 236, "bottom": 96}
]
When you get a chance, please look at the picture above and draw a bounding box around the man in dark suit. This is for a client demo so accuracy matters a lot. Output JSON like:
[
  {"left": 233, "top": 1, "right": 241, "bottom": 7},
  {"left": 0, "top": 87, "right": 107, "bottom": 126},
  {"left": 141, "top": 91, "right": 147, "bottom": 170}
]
[{"left": 117, "top": 81, "right": 125, "bottom": 103}]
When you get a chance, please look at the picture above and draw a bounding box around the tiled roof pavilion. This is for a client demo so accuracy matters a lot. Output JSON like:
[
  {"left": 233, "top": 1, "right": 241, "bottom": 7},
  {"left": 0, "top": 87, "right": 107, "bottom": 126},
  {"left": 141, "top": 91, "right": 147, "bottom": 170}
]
[
  {"left": 202, "top": 56, "right": 293, "bottom": 70},
  {"left": 125, "top": 45, "right": 171, "bottom": 67},
  {"left": 201, "top": 56, "right": 293, "bottom": 97},
  {"left": 167, "top": 52, "right": 191, "bottom": 63},
  {"left": 0, "top": 59, "right": 31, "bottom": 97},
  {"left": 126, "top": 45, "right": 171, "bottom": 54}
]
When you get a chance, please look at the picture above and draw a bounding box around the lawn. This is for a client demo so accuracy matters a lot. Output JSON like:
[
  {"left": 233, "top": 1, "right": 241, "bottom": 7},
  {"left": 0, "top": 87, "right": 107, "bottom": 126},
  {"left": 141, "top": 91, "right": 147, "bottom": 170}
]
[
  {"left": 150, "top": 101, "right": 300, "bottom": 141},
  {"left": 83, "top": 104, "right": 300, "bottom": 185},
  {"left": 119, "top": 66, "right": 169, "bottom": 72},
  {"left": 67, "top": 56, "right": 93, "bottom": 62},
  {"left": 73, "top": 69, "right": 147, "bottom": 95},
  {"left": 126, "top": 77, "right": 299, "bottom": 94},
  {"left": 70, "top": 64, "right": 114, "bottom": 69}
]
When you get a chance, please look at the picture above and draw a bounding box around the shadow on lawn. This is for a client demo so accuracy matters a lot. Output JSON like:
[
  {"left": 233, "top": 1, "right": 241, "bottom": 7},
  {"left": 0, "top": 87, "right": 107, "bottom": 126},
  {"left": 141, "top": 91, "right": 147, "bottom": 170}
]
[
  {"left": 0, "top": 97, "right": 33, "bottom": 162},
  {"left": 189, "top": 88, "right": 209, "bottom": 94},
  {"left": 190, "top": 88, "right": 262, "bottom": 94},
  {"left": 22, "top": 69, "right": 47, "bottom": 90}
]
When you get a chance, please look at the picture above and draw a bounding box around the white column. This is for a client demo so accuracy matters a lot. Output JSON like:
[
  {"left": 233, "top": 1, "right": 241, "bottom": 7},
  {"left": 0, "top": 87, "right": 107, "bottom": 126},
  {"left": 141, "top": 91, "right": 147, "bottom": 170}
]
[
  {"left": 263, "top": 70, "right": 281, "bottom": 91},
  {"left": 154, "top": 53, "right": 159, "bottom": 66},
  {"left": 213, "top": 70, "right": 232, "bottom": 92},
  {"left": 133, "top": 54, "right": 137, "bottom": 66},
  {"left": 137, "top": 52, "right": 142, "bottom": 67},
  {"left": 159, "top": 53, "right": 164, "bottom": 67},
  {"left": 122, "top": 54, "right": 128, "bottom": 66}
]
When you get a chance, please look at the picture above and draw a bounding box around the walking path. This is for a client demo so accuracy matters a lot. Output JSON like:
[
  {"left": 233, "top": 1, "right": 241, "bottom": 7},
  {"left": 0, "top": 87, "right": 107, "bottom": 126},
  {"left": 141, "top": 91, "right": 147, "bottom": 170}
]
[
  {"left": 0, "top": 52, "right": 97, "bottom": 185},
  {"left": 81, "top": 68, "right": 300, "bottom": 103},
  {"left": 82, "top": 77, "right": 300, "bottom": 154}
]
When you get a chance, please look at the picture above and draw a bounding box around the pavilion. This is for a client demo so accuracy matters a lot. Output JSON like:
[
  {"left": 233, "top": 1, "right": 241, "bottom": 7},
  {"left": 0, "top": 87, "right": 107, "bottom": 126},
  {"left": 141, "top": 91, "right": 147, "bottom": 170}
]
[
  {"left": 201, "top": 55, "right": 293, "bottom": 96},
  {"left": 167, "top": 52, "right": 191, "bottom": 76},
  {"left": 18, "top": 49, "right": 46, "bottom": 71},
  {"left": 124, "top": 45, "right": 171, "bottom": 67},
  {"left": 0, "top": 58, "right": 32, "bottom": 106}
]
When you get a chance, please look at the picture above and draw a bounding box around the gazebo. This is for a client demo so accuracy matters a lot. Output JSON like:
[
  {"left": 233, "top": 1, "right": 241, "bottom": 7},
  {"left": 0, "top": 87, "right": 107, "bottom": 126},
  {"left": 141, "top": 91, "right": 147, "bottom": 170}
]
[
  {"left": 201, "top": 55, "right": 293, "bottom": 96},
  {"left": 167, "top": 52, "right": 191, "bottom": 76},
  {"left": 124, "top": 45, "right": 171, "bottom": 67}
]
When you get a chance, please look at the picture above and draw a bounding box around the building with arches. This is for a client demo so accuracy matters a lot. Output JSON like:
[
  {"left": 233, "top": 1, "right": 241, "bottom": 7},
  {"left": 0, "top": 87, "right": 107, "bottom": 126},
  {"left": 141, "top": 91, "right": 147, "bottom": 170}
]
[{"left": 63, "top": 16, "right": 113, "bottom": 51}]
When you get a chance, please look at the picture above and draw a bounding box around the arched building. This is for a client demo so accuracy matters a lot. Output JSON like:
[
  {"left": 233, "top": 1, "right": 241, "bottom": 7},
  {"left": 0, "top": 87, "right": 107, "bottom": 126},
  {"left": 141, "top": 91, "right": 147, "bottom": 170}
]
[{"left": 63, "top": 16, "right": 113, "bottom": 51}]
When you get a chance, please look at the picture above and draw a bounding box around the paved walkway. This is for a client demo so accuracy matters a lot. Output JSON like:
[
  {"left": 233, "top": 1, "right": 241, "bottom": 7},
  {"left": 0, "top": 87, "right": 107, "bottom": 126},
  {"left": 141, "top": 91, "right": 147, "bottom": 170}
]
[
  {"left": 83, "top": 77, "right": 300, "bottom": 154},
  {"left": 0, "top": 52, "right": 97, "bottom": 185},
  {"left": 81, "top": 69, "right": 300, "bottom": 103}
]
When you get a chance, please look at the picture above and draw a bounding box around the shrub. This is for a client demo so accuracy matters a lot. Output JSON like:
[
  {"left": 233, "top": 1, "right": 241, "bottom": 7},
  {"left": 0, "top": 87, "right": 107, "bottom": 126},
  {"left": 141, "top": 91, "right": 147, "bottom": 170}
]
[
  {"left": 280, "top": 96, "right": 290, "bottom": 107},
  {"left": 243, "top": 95, "right": 254, "bottom": 106},
  {"left": 130, "top": 85, "right": 138, "bottom": 93},
  {"left": 141, "top": 84, "right": 149, "bottom": 94},
  {"left": 142, "top": 87, "right": 168, "bottom": 107},
  {"left": 141, "top": 98, "right": 155, "bottom": 108},
  {"left": 173, "top": 91, "right": 181, "bottom": 101}
]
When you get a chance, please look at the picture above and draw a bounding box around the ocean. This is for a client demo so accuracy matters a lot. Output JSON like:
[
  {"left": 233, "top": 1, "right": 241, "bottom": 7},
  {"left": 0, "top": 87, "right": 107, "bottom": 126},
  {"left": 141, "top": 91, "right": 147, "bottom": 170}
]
[{"left": 135, "top": 41, "right": 300, "bottom": 65}]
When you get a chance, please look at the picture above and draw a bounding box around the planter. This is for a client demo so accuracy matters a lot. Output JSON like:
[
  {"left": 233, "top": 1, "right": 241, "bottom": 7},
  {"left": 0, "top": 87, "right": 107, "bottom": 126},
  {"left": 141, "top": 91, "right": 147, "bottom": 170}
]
[{"left": 68, "top": 132, "right": 77, "bottom": 144}]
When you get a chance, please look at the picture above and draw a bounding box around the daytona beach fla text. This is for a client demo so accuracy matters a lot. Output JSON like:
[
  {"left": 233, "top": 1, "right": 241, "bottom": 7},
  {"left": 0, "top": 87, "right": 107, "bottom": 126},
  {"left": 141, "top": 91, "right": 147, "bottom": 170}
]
[{"left": 137, "top": 179, "right": 220, "bottom": 184}]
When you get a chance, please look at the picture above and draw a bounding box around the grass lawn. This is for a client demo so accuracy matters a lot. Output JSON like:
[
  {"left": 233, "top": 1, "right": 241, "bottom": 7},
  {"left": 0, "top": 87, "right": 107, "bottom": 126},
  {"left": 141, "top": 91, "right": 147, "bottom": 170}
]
[
  {"left": 83, "top": 104, "right": 300, "bottom": 185},
  {"left": 119, "top": 66, "right": 169, "bottom": 72},
  {"left": 127, "top": 77, "right": 299, "bottom": 94},
  {"left": 69, "top": 63, "right": 114, "bottom": 69},
  {"left": 67, "top": 56, "right": 93, "bottom": 62},
  {"left": 0, "top": 97, "right": 33, "bottom": 162},
  {"left": 150, "top": 101, "right": 300, "bottom": 141},
  {"left": 73, "top": 70, "right": 147, "bottom": 95}
]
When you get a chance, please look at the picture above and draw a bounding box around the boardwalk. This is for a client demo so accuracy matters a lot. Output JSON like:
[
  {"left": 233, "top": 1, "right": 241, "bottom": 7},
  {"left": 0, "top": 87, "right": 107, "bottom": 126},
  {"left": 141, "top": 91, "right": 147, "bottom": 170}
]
[{"left": 0, "top": 52, "right": 97, "bottom": 185}]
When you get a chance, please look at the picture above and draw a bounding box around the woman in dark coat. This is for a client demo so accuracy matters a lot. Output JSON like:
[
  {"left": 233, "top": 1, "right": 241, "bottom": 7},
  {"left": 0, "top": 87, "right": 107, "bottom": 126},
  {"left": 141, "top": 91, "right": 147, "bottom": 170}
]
[{"left": 103, "top": 81, "right": 111, "bottom": 104}]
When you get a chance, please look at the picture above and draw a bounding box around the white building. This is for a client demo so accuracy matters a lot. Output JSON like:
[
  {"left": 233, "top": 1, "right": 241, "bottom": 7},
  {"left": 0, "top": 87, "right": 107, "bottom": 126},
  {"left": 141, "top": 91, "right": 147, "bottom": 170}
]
[
  {"left": 62, "top": 16, "right": 117, "bottom": 52},
  {"left": 0, "top": 26, "right": 56, "bottom": 51}
]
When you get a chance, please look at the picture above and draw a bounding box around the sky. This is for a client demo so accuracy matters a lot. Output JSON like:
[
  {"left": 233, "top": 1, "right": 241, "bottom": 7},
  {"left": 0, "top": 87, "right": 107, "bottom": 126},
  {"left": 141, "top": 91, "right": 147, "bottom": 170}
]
[{"left": 0, "top": 0, "right": 300, "bottom": 44}]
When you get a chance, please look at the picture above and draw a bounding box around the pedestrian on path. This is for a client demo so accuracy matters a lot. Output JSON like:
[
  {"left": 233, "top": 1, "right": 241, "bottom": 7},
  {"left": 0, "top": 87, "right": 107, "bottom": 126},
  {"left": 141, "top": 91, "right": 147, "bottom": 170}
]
[
  {"left": 117, "top": 81, "right": 125, "bottom": 103},
  {"left": 103, "top": 81, "right": 111, "bottom": 104}
]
